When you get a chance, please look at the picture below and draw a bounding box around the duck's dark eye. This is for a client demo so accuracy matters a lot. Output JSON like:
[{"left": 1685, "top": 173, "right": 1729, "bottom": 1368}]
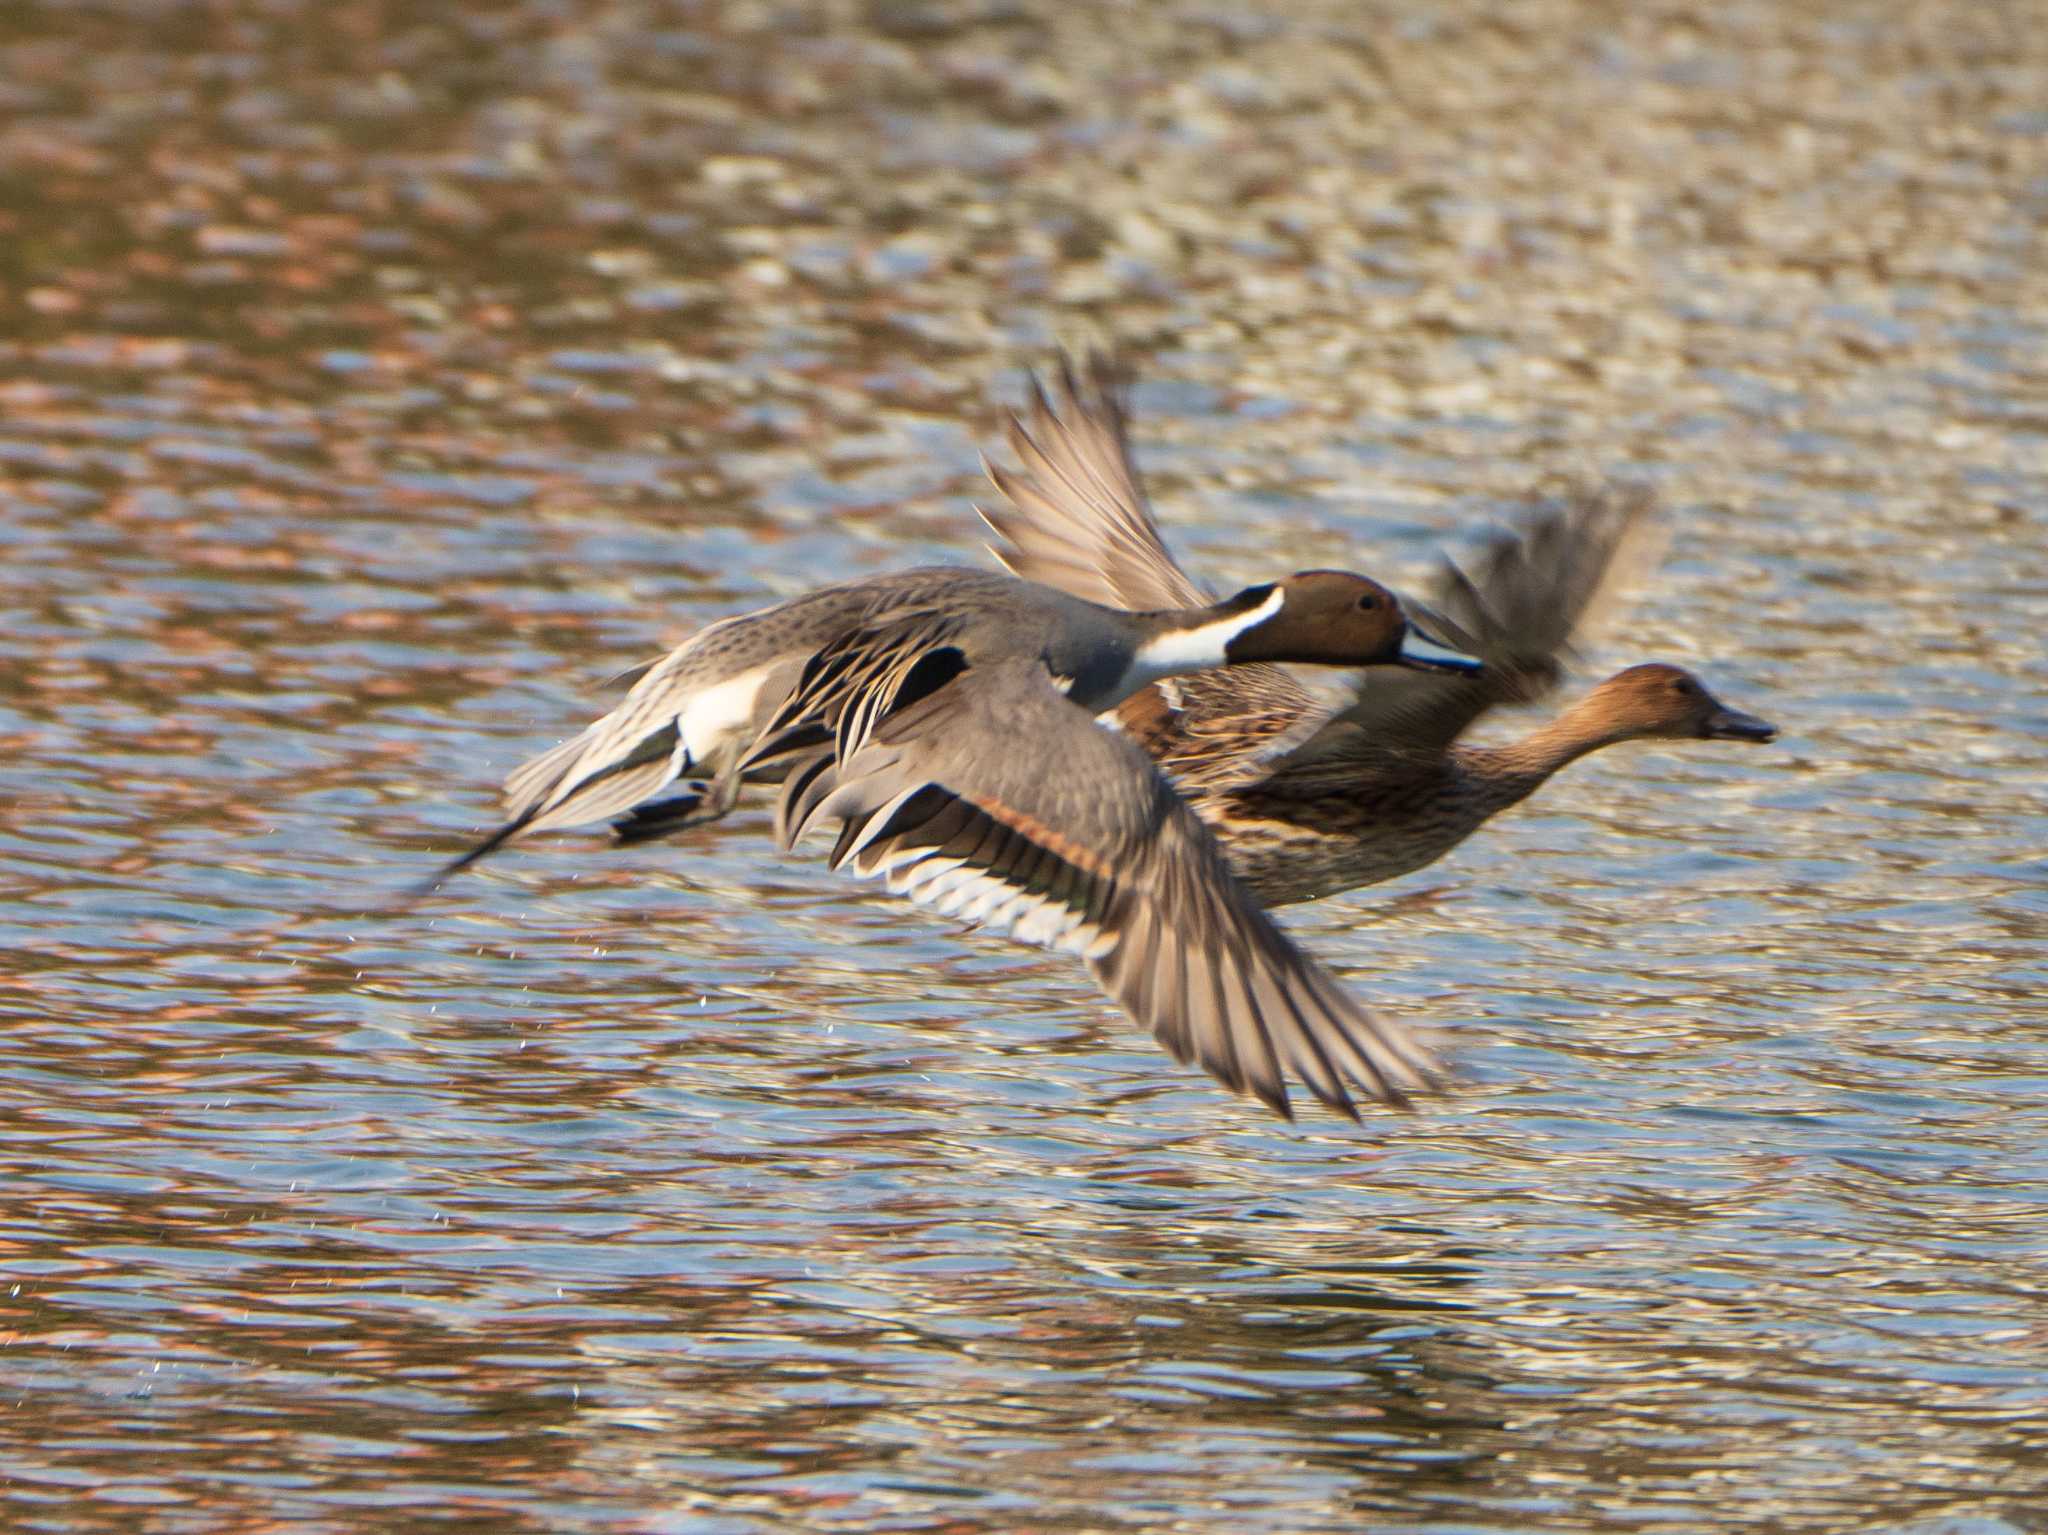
[
  {"left": 1356, "top": 594, "right": 1380, "bottom": 612},
  {"left": 1672, "top": 678, "right": 1697, "bottom": 696}
]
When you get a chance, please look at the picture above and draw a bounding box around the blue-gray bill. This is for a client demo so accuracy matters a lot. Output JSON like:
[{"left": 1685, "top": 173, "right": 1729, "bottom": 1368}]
[
  {"left": 1395, "top": 626, "right": 1484, "bottom": 674},
  {"left": 1702, "top": 706, "right": 1778, "bottom": 742}
]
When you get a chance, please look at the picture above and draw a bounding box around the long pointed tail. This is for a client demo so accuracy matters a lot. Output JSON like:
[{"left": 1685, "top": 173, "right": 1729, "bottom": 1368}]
[{"left": 410, "top": 811, "right": 539, "bottom": 898}]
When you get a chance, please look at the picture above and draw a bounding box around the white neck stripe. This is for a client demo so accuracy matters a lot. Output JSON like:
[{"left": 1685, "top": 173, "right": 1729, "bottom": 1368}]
[{"left": 1126, "top": 586, "right": 1285, "bottom": 689}]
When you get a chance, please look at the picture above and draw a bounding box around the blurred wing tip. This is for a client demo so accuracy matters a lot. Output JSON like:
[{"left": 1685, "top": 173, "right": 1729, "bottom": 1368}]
[
  {"left": 1251, "top": 1081, "right": 1298, "bottom": 1120},
  {"left": 1025, "top": 368, "right": 1056, "bottom": 422},
  {"left": 1053, "top": 348, "right": 1081, "bottom": 397},
  {"left": 1321, "top": 1090, "right": 1364, "bottom": 1123}
]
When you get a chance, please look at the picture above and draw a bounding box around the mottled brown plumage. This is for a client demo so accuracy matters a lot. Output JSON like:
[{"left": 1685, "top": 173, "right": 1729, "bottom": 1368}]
[
  {"left": 1202, "top": 663, "right": 1777, "bottom": 904},
  {"left": 983, "top": 354, "right": 1778, "bottom": 906}
]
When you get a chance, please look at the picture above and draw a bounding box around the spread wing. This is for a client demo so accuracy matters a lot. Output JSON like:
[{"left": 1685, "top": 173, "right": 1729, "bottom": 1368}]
[
  {"left": 977, "top": 350, "right": 1318, "bottom": 770},
  {"left": 1252, "top": 482, "right": 1660, "bottom": 777},
  {"left": 778, "top": 656, "right": 1443, "bottom": 1119},
  {"left": 979, "top": 351, "right": 1209, "bottom": 611}
]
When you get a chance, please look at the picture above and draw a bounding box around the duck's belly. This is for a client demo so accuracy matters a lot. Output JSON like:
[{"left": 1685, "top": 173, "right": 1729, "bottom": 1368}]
[{"left": 1196, "top": 792, "right": 1492, "bottom": 906}]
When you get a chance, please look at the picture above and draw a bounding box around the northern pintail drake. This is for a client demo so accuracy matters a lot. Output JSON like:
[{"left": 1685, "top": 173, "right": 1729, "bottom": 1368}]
[
  {"left": 432, "top": 562, "right": 1481, "bottom": 1119},
  {"left": 983, "top": 355, "right": 1778, "bottom": 906}
]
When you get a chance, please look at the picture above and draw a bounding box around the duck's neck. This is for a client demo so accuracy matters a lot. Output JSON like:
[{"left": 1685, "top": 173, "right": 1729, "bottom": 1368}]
[
  {"left": 1125, "top": 587, "right": 1284, "bottom": 687},
  {"left": 1460, "top": 700, "right": 1634, "bottom": 805}
]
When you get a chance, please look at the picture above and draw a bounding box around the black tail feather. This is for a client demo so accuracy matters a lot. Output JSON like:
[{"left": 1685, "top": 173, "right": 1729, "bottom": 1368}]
[
  {"left": 609, "top": 790, "right": 710, "bottom": 846},
  {"left": 411, "top": 812, "right": 534, "bottom": 898}
]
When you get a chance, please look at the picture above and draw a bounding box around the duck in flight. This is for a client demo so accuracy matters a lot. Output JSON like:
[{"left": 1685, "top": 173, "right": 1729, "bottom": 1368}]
[
  {"left": 430, "top": 562, "right": 1481, "bottom": 1120},
  {"left": 982, "top": 355, "right": 1779, "bottom": 906}
]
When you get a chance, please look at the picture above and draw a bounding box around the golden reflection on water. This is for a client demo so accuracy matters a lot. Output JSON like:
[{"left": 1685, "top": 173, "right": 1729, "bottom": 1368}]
[{"left": 2, "top": 0, "right": 2046, "bottom": 1530}]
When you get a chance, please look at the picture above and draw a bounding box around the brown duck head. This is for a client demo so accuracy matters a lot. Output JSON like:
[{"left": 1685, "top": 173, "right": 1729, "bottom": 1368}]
[
  {"left": 1585, "top": 663, "right": 1778, "bottom": 742},
  {"left": 1221, "top": 571, "right": 1482, "bottom": 673}
]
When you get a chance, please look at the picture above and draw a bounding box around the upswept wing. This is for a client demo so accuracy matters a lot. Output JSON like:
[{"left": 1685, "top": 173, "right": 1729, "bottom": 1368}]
[
  {"left": 977, "top": 351, "right": 1318, "bottom": 772},
  {"left": 979, "top": 351, "right": 1208, "bottom": 611}
]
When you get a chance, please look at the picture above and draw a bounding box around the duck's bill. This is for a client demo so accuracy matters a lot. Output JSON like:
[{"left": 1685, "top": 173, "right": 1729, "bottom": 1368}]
[
  {"left": 1396, "top": 626, "right": 1484, "bottom": 674},
  {"left": 1703, "top": 707, "right": 1778, "bottom": 742}
]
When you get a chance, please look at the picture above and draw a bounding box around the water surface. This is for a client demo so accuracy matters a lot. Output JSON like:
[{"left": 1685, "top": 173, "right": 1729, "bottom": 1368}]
[{"left": 2, "top": 2, "right": 2045, "bottom": 1530}]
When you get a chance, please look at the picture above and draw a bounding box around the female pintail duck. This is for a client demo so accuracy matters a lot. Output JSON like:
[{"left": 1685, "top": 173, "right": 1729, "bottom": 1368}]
[
  {"left": 982, "top": 355, "right": 1778, "bottom": 907},
  {"left": 431, "top": 562, "right": 1481, "bottom": 1119}
]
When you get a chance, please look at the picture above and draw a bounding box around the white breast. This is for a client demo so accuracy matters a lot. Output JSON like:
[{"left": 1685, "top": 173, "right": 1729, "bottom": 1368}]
[
  {"left": 678, "top": 664, "right": 775, "bottom": 763},
  {"left": 1124, "top": 586, "right": 1285, "bottom": 690}
]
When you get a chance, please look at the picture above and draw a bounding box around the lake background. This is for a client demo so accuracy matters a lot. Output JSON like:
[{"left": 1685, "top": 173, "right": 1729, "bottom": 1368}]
[{"left": 1, "top": 1, "right": 2044, "bottom": 1530}]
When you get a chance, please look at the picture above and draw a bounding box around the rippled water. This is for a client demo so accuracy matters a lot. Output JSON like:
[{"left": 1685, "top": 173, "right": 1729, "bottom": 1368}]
[{"left": 3, "top": 2, "right": 2045, "bottom": 1530}]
